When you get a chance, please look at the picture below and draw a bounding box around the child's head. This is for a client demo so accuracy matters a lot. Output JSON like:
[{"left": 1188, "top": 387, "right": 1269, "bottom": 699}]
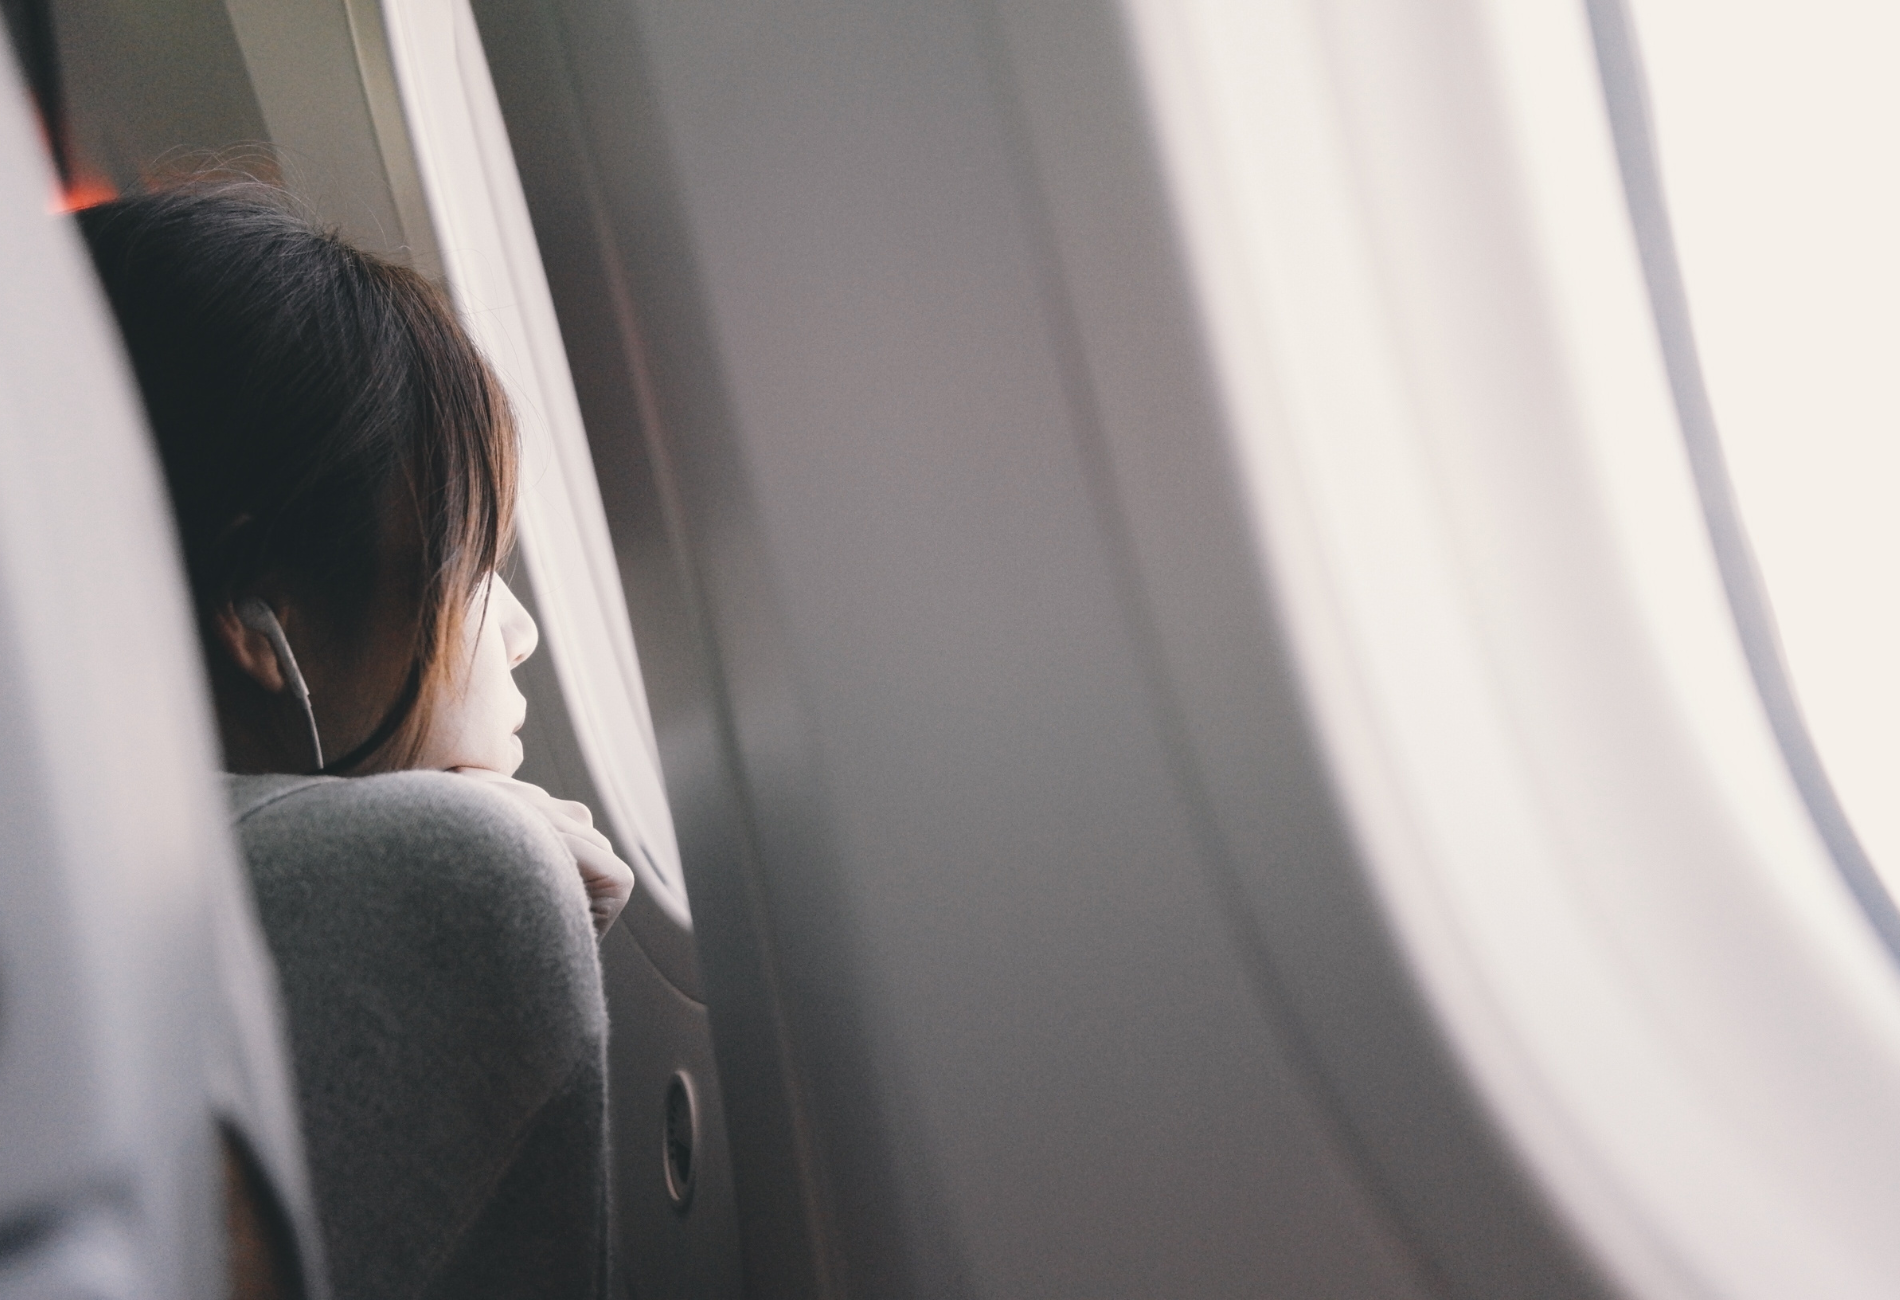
[{"left": 80, "top": 182, "right": 532, "bottom": 774}]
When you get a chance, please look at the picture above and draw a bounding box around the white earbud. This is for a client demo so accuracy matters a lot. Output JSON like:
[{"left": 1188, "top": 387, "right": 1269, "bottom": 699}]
[{"left": 235, "top": 597, "right": 325, "bottom": 772}]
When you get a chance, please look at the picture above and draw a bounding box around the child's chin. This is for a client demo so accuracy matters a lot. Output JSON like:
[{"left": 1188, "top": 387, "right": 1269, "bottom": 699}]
[{"left": 437, "top": 733, "right": 523, "bottom": 775}]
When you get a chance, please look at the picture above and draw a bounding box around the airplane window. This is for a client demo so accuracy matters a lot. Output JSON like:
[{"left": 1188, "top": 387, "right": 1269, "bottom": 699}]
[
  {"left": 373, "top": 0, "right": 689, "bottom": 919},
  {"left": 1618, "top": 1, "right": 1900, "bottom": 895}
]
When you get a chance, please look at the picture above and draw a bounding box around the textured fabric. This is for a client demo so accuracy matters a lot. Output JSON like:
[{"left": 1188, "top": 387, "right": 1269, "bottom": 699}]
[
  {"left": 202, "top": 829, "right": 334, "bottom": 1300},
  {"left": 227, "top": 771, "right": 610, "bottom": 1300}
]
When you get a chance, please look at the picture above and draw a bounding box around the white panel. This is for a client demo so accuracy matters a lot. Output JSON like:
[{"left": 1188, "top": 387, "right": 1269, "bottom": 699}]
[
  {"left": 1627, "top": 0, "right": 1900, "bottom": 890},
  {"left": 1124, "top": 0, "right": 1900, "bottom": 1296}
]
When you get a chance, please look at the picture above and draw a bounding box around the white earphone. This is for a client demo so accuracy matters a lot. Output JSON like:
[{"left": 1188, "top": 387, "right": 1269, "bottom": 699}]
[{"left": 235, "top": 596, "right": 325, "bottom": 772}]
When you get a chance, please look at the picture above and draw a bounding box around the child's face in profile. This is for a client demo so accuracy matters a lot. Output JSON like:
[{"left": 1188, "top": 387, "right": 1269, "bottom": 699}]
[{"left": 412, "top": 574, "right": 538, "bottom": 775}]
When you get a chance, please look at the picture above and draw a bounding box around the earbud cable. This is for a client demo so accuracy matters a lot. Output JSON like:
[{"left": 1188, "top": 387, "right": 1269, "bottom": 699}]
[{"left": 235, "top": 597, "right": 325, "bottom": 773}]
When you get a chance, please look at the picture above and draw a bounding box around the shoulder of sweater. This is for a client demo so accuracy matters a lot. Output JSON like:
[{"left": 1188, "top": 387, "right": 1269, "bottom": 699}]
[
  {"left": 230, "top": 769, "right": 542, "bottom": 833},
  {"left": 229, "top": 770, "right": 596, "bottom": 976},
  {"left": 228, "top": 770, "right": 571, "bottom": 888}
]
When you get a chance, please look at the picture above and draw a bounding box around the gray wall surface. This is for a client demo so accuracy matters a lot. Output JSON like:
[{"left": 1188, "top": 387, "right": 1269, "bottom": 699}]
[{"left": 472, "top": 0, "right": 1610, "bottom": 1295}]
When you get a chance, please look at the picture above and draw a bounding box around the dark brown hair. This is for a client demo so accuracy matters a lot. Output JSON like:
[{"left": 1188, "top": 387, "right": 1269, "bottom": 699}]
[{"left": 79, "top": 182, "right": 516, "bottom": 771}]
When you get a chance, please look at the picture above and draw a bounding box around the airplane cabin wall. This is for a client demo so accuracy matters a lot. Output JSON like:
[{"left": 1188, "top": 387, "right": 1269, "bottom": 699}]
[{"left": 469, "top": 0, "right": 1614, "bottom": 1295}]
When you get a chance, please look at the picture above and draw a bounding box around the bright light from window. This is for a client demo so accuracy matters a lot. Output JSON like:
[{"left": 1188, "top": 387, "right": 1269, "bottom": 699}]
[{"left": 1627, "top": 0, "right": 1900, "bottom": 887}]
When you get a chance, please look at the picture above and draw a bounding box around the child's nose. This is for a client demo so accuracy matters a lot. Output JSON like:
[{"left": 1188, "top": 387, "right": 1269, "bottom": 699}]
[{"left": 494, "top": 577, "right": 540, "bottom": 668}]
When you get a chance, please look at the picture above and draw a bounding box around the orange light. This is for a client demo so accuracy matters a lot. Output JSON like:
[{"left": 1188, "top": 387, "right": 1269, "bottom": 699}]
[{"left": 51, "top": 175, "right": 119, "bottom": 215}]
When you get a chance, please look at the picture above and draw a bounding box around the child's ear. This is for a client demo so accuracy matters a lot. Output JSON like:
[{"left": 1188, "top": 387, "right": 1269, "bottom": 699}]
[{"left": 211, "top": 600, "right": 288, "bottom": 693}]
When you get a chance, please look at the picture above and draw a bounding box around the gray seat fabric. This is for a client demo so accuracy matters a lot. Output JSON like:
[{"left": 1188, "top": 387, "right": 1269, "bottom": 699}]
[
  {"left": 229, "top": 772, "right": 610, "bottom": 1300},
  {"left": 0, "top": 34, "right": 326, "bottom": 1300}
]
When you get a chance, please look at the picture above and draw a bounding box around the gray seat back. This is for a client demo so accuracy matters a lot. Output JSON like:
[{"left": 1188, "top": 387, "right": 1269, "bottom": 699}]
[{"left": 0, "top": 50, "right": 323, "bottom": 1300}]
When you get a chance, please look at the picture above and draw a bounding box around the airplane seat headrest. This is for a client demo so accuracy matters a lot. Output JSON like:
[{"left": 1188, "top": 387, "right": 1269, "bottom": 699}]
[{"left": 0, "top": 44, "right": 326, "bottom": 1300}]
